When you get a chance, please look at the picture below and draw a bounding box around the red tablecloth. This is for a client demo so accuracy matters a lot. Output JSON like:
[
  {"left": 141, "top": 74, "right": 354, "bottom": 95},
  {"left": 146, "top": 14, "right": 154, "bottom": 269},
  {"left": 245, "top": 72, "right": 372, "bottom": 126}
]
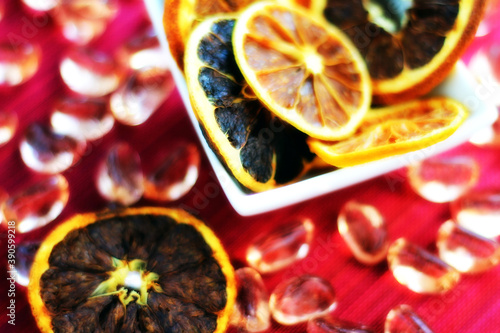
[{"left": 1, "top": 1, "right": 500, "bottom": 332}]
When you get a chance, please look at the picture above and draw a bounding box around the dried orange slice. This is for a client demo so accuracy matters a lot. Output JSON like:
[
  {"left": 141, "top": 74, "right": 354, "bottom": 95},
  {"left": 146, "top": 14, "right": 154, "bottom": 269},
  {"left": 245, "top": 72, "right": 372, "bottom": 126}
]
[
  {"left": 292, "top": 0, "right": 486, "bottom": 104},
  {"left": 163, "top": 0, "right": 255, "bottom": 70},
  {"left": 232, "top": 1, "right": 371, "bottom": 141},
  {"left": 309, "top": 97, "right": 468, "bottom": 167},
  {"left": 185, "top": 15, "right": 315, "bottom": 192},
  {"left": 28, "top": 207, "right": 235, "bottom": 333}
]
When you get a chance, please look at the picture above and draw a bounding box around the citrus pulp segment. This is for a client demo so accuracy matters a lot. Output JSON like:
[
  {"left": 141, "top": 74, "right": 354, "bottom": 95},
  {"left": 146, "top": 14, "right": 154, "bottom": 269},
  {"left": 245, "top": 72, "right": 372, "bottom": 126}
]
[
  {"left": 185, "top": 15, "right": 315, "bottom": 192},
  {"left": 28, "top": 207, "right": 236, "bottom": 333},
  {"left": 308, "top": 97, "right": 468, "bottom": 167},
  {"left": 232, "top": 1, "right": 372, "bottom": 141},
  {"left": 295, "top": 0, "right": 486, "bottom": 104},
  {"left": 163, "top": 0, "right": 256, "bottom": 70}
]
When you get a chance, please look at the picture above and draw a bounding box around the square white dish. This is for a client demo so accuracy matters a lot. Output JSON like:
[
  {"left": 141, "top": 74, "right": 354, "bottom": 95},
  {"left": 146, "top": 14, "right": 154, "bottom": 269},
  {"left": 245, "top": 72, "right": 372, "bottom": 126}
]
[{"left": 145, "top": 0, "right": 498, "bottom": 216}]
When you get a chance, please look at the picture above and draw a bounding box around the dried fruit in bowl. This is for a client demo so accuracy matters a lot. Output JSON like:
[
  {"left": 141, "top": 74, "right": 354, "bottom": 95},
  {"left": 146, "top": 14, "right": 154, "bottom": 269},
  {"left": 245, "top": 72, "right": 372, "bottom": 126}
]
[{"left": 291, "top": 0, "right": 486, "bottom": 104}]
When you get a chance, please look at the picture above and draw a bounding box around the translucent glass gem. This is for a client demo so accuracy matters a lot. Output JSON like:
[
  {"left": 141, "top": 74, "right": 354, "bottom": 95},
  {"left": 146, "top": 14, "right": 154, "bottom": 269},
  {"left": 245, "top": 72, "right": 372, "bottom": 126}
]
[
  {"left": 230, "top": 267, "right": 270, "bottom": 332},
  {"left": 0, "top": 41, "right": 41, "bottom": 87},
  {"left": 20, "top": 123, "right": 86, "bottom": 174},
  {"left": 308, "top": 317, "right": 374, "bottom": 333},
  {"left": 55, "top": 0, "right": 118, "bottom": 45},
  {"left": 269, "top": 275, "right": 337, "bottom": 325},
  {"left": 437, "top": 220, "right": 500, "bottom": 273},
  {"left": 246, "top": 219, "right": 314, "bottom": 273},
  {"left": 338, "top": 200, "right": 389, "bottom": 265},
  {"left": 21, "top": 0, "right": 59, "bottom": 12},
  {"left": 143, "top": 143, "right": 200, "bottom": 201},
  {"left": 110, "top": 67, "right": 174, "bottom": 125},
  {"left": 384, "top": 305, "right": 434, "bottom": 333},
  {"left": 60, "top": 47, "right": 122, "bottom": 97},
  {"left": 0, "top": 111, "right": 18, "bottom": 146},
  {"left": 451, "top": 190, "right": 500, "bottom": 239},
  {"left": 469, "top": 108, "right": 500, "bottom": 147},
  {"left": 1, "top": 175, "right": 69, "bottom": 233},
  {"left": 15, "top": 242, "right": 40, "bottom": 286},
  {"left": 387, "top": 238, "right": 460, "bottom": 294},
  {"left": 468, "top": 41, "right": 500, "bottom": 107},
  {"left": 96, "top": 143, "right": 144, "bottom": 206},
  {"left": 118, "top": 28, "right": 169, "bottom": 70},
  {"left": 408, "top": 156, "right": 479, "bottom": 203},
  {"left": 51, "top": 96, "right": 114, "bottom": 141}
]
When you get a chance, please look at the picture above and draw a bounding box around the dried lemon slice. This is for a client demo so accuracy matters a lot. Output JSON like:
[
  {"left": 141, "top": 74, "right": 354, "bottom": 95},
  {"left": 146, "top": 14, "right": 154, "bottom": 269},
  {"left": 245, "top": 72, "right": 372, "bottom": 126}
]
[
  {"left": 185, "top": 15, "right": 315, "bottom": 192},
  {"left": 28, "top": 207, "right": 235, "bottom": 333},
  {"left": 232, "top": 1, "right": 371, "bottom": 140},
  {"left": 291, "top": 0, "right": 486, "bottom": 104},
  {"left": 163, "top": 0, "right": 255, "bottom": 70},
  {"left": 309, "top": 97, "right": 468, "bottom": 167}
]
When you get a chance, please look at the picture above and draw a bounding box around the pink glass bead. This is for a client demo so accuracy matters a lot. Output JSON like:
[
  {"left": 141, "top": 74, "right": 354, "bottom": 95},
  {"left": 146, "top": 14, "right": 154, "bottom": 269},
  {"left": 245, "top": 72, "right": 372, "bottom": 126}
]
[
  {"left": 15, "top": 242, "right": 40, "bottom": 286},
  {"left": 384, "top": 305, "right": 434, "bottom": 333},
  {"left": 338, "top": 200, "right": 389, "bottom": 265},
  {"left": 387, "top": 238, "right": 460, "bottom": 294},
  {"left": 21, "top": 0, "right": 59, "bottom": 12},
  {"left": 246, "top": 218, "right": 314, "bottom": 273},
  {"left": 0, "top": 111, "right": 18, "bottom": 146},
  {"left": 270, "top": 275, "right": 337, "bottom": 325},
  {"left": 51, "top": 96, "right": 114, "bottom": 140},
  {"left": 451, "top": 190, "right": 500, "bottom": 239},
  {"left": 20, "top": 123, "right": 86, "bottom": 174},
  {"left": 60, "top": 47, "right": 123, "bottom": 96},
  {"left": 1, "top": 175, "right": 69, "bottom": 233},
  {"left": 54, "top": 0, "right": 118, "bottom": 45},
  {"left": 143, "top": 143, "right": 200, "bottom": 201},
  {"left": 308, "top": 317, "right": 374, "bottom": 333},
  {"left": 110, "top": 67, "right": 174, "bottom": 125},
  {"left": 407, "top": 156, "right": 479, "bottom": 203},
  {"left": 230, "top": 267, "right": 270, "bottom": 332},
  {"left": 96, "top": 143, "right": 144, "bottom": 206},
  {"left": 118, "top": 28, "right": 169, "bottom": 70},
  {"left": 0, "top": 41, "right": 41, "bottom": 87},
  {"left": 475, "top": 0, "right": 500, "bottom": 37},
  {"left": 437, "top": 220, "right": 500, "bottom": 273}
]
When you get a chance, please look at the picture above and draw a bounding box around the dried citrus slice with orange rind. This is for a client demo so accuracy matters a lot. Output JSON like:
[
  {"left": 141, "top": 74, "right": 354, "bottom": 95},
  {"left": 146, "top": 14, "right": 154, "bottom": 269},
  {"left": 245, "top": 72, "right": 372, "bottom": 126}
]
[
  {"left": 28, "top": 207, "right": 235, "bottom": 333},
  {"left": 185, "top": 15, "right": 315, "bottom": 192},
  {"left": 163, "top": 0, "right": 255, "bottom": 70},
  {"left": 309, "top": 97, "right": 468, "bottom": 167},
  {"left": 232, "top": 1, "right": 371, "bottom": 141},
  {"left": 293, "top": 0, "right": 486, "bottom": 104}
]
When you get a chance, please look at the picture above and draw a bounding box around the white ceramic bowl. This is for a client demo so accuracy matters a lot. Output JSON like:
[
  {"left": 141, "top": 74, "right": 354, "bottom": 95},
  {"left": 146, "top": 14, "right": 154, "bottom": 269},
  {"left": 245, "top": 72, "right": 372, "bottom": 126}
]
[{"left": 145, "top": 0, "right": 498, "bottom": 216}]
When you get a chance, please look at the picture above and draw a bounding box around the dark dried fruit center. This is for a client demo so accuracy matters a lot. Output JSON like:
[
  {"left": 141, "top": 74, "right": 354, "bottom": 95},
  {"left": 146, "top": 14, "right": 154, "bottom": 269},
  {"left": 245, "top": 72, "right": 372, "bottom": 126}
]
[
  {"left": 40, "top": 214, "right": 227, "bottom": 332},
  {"left": 323, "top": 0, "right": 459, "bottom": 79},
  {"left": 91, "top": 258, "right": 162, "bottom": 306},
  {"left": 365, "top": 0, "right": 412, "bottom": 33}
]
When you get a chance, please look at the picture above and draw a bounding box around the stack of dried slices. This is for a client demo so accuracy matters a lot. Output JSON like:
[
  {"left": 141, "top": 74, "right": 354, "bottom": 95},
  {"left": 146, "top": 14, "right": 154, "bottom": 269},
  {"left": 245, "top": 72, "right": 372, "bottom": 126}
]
[{"left": 164, "top": 0, "right": 486, "bottom": 192}]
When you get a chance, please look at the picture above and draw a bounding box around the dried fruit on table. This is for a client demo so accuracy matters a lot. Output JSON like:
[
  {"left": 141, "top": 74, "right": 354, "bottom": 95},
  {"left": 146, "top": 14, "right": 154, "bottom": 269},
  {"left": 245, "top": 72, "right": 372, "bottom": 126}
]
[
  {"left": 163, "top": 0, "right": 256, "bottom": 70},
  {"left": 309, "top": 97, "right": 468, "bottom": 168},
  {"left": 28, "top": 207, "right": 236, "bottom": 333},
  {"left": 291, "top": 0, "right": 486, "bottom": 104},
  {"left": 233, "top": 1, "right": 371, "bottom": 141},
  {"left": 184, "top": 16, "right": 315, "bottom": 192}
]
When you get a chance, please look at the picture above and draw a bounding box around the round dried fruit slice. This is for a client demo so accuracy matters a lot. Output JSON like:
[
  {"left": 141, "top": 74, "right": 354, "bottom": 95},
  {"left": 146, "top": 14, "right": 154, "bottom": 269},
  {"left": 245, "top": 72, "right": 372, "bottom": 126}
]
[
  {"left": 163, "top": 0, "right": 256, "bottom": 70},
  {"left": 185, "top": 15, "right": 315, "bottom": 192},
  {"left": 293, "top": 0, "right": 486, "bottom": 104},
  {"left": 232, "top": 1, "right": 371, "bottom": 141},
  {"left": 28, "top": 207, "right": 235, "bottom": 333},
  {"left": 308, "top": 97, "right": 468, "bottom": 167}
]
